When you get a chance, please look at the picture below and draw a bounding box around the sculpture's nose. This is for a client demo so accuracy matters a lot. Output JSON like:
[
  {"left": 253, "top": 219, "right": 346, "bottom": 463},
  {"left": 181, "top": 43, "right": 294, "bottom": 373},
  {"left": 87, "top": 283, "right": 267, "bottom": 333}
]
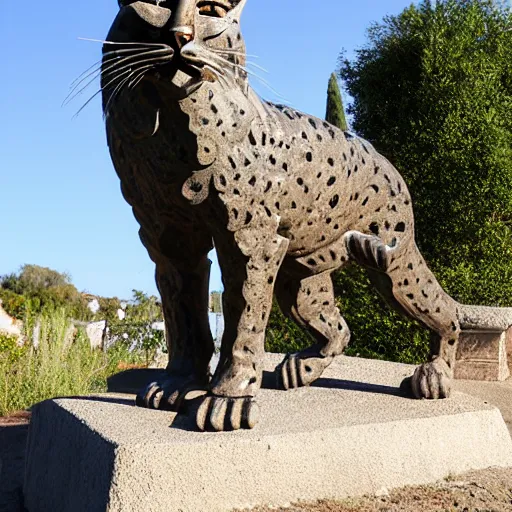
[{"left": 173, "top": 28, "right": 194, "bottom": 49}]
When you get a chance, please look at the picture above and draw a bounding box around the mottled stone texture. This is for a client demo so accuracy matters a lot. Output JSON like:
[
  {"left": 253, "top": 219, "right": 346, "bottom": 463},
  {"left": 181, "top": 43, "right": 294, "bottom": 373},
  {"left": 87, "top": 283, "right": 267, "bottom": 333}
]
[
  {"left": 455, "top": 330, "right": 510, "bottom": 381},
  {"left": 102, "top": 0, "right": 512, "bottom": 431}
]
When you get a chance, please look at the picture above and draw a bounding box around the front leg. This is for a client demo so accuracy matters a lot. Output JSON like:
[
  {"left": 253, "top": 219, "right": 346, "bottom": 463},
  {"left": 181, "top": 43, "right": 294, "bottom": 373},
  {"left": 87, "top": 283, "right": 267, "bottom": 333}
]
[
  {"left": 136, "top": 226, "right": 215, "bottom": 412},
  {"left": 196, "top": 227, "right": 289, "bottom": 431}
]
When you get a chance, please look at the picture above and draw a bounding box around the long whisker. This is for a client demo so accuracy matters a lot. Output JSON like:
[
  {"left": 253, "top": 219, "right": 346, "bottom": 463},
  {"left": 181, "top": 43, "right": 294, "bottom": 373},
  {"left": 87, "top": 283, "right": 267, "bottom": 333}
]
[
  {"left": 216, "top": 57, "right": 287, "bottom": 102},
  {"left": 78, "top": 37, "right": 170, "bottom": 49},
  {"left": 72, "top": 67, "right": 136, "bottom": 118},
  {"left": 100, "top": 50, "right": 172, "bottom": 83},
  {"left": 65, "top": 50, "right": 171, "bottom": 107},
  {"left": 129, "top": 68, "right": 149, "bottom": 90},
  {"left": 244, "top": 61, "right": 269, "bottom": 74},
  {"left": 101, "top": 75, "right": 135, "bottom": 119},
  {"left": 209, "top": 48, "right": 259, "bottom": 59},
  {"left": 66, "top": 51, "right": 148, "bottom": 103},
  {"left": 70, "top": 48, "right": 152, "bottom": 88},
  {"left": 104, "top": 61, "right": 161, "bottom": 117}
]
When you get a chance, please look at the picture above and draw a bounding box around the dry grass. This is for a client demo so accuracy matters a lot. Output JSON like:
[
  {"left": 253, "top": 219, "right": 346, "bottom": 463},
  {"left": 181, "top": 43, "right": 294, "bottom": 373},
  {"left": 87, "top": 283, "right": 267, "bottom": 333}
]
[{"left": 0, "top": 308, "right": 144, "bottom": 416}]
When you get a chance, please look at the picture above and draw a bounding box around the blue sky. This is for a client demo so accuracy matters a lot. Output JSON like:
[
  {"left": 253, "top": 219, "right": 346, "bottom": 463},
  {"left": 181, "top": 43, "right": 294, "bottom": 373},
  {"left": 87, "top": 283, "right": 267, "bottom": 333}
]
[{"left": 1, "top": 0, "right": 414, "bottom": 300}]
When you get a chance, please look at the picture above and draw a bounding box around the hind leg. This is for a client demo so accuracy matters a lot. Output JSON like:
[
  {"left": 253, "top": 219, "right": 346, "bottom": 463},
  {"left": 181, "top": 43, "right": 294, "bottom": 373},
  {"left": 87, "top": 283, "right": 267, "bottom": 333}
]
[
  {"left": 346, "top": 231, "right": 459, "bottom": 399},
  {"left": 275, "top": 271, "right": 351, "bottom": 389}
]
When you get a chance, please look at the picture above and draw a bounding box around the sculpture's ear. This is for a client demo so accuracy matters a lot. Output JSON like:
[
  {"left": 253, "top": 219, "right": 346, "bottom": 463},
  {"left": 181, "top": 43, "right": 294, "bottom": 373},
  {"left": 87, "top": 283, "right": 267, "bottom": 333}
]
[{"left": 229, "top": 0, "right": 248, "bottom": 21}]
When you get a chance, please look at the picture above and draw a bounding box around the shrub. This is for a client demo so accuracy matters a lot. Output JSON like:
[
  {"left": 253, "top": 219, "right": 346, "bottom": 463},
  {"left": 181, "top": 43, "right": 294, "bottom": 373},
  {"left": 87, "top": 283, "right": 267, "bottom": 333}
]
[
  {"left": 0, "top": 308, "right": 145, "bottom": 417},
  {"left": 334, "top": 0, "right": 512, "bottom": 362}
]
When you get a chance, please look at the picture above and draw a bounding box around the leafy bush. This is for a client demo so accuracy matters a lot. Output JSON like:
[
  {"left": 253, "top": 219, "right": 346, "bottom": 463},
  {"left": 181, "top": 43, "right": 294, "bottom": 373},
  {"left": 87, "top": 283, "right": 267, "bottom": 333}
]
[
  {"left": 0, "top": 332, "right": 26, "bottom": 365},
  {"left": 0, "top": 288, "right": 27, "bottom": 319},
  {"left": 333, "top": 0, "right": 512, "bottom": 362}
]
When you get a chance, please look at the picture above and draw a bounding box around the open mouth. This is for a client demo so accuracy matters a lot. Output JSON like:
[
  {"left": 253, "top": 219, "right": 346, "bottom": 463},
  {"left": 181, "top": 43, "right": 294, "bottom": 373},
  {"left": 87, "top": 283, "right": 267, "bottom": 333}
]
[{"left": 151, "top": 54, "right": 208, "bottom": 96}]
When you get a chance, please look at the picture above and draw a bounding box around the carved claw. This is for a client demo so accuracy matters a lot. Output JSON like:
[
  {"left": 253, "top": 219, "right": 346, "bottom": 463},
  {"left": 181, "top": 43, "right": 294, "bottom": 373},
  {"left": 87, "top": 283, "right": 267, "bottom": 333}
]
[
  {"left": 136, "top": 376, "right": 208, "bottom": 412},
  {"left": 408, "top": 358, "right": 452, "bottom": 399},
  {"left": 196, "top": 396, "right": 260, "bottom": 431},
  {"left": 276, "top": 353, "right": 330, "bottom": 390}
]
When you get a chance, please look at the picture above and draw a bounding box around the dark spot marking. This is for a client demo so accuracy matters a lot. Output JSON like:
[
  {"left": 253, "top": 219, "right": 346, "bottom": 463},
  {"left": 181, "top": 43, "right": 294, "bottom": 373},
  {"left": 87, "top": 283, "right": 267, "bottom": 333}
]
[
  {"left": 369, "top": 222, "right": 379, "bottom": 235},
  {"left": 329, "top": 195, "right": 339, "bottom": 209}
]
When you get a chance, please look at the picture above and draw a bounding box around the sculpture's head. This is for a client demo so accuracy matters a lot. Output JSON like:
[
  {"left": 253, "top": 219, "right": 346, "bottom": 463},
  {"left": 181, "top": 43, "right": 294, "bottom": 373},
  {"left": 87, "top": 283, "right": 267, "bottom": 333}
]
[{"left": 103, "top": 0, "right": 248, "bottom": 101}]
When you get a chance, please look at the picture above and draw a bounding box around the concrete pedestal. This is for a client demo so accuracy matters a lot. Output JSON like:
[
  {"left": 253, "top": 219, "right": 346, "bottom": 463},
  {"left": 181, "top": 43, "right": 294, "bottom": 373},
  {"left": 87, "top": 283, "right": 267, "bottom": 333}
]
[{"left": 24, "top": 355, "right": 512, "bottom": 512}]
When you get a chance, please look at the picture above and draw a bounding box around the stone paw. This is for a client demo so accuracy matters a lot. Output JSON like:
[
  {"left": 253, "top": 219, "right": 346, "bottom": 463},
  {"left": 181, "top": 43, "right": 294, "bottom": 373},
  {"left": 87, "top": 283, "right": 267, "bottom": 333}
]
[
  {"left": 196, "top": 395, "right": 260, "bottom": 431},
  {"left": 135, "top": 375, "right": 208, "bottom": 412},
  {"left": 276, "top": 353, "right": 331, "bottom": 390},
  {"left": 408, "top": 358, "right": 452, "bottom": 399}
]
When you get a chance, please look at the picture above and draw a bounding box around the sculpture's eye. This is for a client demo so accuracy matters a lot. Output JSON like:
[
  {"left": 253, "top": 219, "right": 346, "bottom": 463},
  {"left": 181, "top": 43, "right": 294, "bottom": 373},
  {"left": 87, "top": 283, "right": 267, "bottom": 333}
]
[{"left": 197, "top": 1, "right": 229, "bottom": 18}]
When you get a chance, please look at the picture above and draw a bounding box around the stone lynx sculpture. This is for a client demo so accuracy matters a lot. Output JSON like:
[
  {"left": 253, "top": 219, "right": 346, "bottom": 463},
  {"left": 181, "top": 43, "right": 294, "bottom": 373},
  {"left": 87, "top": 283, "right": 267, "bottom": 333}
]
[{"left": 102, "top": 0, "right": 512, "bottom": 431}]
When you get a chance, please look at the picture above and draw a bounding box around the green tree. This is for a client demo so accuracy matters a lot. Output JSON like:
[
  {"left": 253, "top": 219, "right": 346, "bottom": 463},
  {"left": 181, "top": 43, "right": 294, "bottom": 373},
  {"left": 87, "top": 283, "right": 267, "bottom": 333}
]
[
  {"left": 17, "top": 265, "right": 71, "bottom": 293},
  {"left": 325, "top": 72, "right": 348, "bottom": 131},
  {"left": 0, "top": 265, "right": 92, "bottom": 321},
  {"left": 335, "top": 0, "right": 512, "bottom": 361}
]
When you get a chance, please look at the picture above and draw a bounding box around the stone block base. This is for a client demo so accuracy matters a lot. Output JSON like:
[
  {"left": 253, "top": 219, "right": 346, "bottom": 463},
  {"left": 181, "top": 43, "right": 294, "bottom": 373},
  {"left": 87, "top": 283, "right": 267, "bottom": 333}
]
[
  {"left": 455, "top": 330, "right": 511, "bottom": 381},
  {"left": 24, "top": 355, "right": 512, "bottom": 512}
]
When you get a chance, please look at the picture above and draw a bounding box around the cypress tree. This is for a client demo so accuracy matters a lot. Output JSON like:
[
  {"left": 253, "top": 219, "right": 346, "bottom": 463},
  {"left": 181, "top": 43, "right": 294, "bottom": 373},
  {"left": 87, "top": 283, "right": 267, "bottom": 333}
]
[{"left": 325, "top": 72, "right": 348, "bottom": 131}]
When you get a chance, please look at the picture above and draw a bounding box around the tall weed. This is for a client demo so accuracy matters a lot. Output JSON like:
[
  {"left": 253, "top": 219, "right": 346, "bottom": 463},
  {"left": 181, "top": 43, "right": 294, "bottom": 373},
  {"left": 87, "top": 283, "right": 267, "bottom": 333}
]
[{"left": 0, "top": 308, "right": 144, "bottom": 416}]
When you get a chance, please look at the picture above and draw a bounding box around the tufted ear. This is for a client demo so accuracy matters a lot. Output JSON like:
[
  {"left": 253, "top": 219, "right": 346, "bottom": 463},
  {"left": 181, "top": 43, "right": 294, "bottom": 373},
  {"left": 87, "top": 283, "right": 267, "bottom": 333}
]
[{"left": 228, "top": 0, "right": 248, "bottom": 21}]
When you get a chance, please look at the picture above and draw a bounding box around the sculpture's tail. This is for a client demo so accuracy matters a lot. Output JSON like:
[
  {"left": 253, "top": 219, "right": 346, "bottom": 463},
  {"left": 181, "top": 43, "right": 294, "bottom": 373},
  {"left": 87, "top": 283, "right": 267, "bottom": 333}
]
[{"left": 457, "top": 304, "right": 512, "bottom": 331}]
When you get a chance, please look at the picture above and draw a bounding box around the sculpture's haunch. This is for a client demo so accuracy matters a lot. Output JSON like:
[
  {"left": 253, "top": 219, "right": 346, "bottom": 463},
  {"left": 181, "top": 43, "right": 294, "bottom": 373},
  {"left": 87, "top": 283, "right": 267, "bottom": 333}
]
[{"left": 102, "top": 0, "right": 509, "bottom": 431}]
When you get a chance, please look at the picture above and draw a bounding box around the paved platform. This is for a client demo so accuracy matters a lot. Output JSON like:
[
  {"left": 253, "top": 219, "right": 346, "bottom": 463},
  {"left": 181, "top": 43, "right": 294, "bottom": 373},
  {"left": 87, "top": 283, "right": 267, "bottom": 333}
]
[{"left": 24, "top": 355, "right": 512, "bottom": 512}]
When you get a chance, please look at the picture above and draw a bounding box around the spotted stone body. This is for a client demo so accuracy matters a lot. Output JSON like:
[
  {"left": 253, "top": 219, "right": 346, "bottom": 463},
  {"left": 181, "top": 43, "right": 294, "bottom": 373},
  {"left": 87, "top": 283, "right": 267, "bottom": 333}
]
[{"left": 102, "top": 0, "right": 512, "bottom": 431}]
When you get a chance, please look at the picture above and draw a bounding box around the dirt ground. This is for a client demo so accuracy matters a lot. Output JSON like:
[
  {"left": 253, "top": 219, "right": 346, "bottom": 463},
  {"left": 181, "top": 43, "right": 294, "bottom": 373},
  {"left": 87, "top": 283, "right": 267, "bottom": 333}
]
[{"left": 244, "top": 467, "right": 512, "bottom": 512}]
